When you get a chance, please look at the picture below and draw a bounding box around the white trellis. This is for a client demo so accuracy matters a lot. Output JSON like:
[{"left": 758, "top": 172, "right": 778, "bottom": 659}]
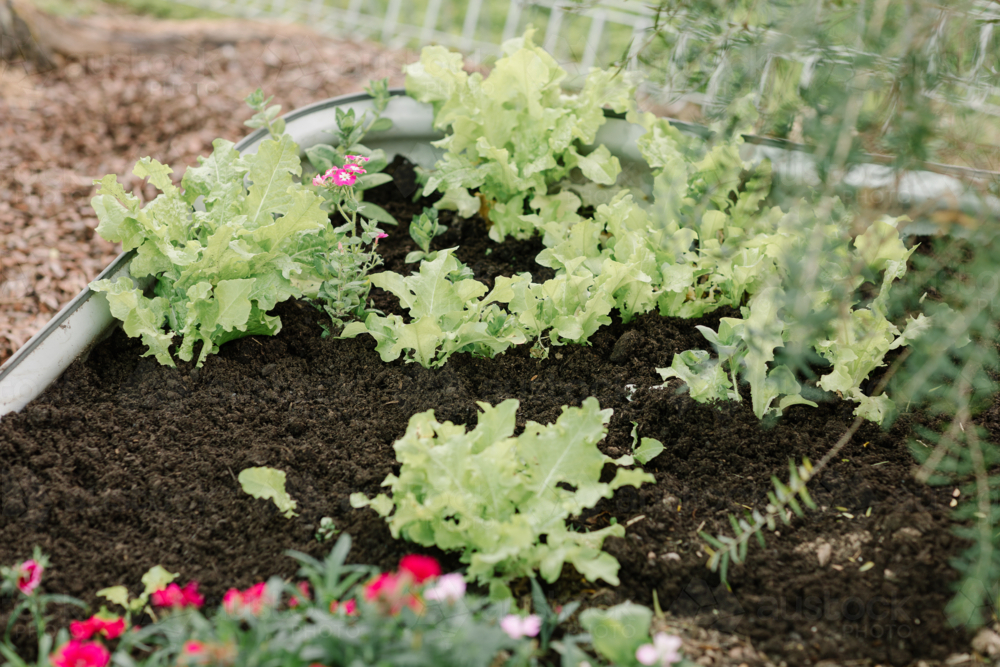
[
  {"left": 170, "top": 0, "right": 999, "bottom": 113},
  {"left": 170, "top": 0, "right": 655, "bottom": 79}
]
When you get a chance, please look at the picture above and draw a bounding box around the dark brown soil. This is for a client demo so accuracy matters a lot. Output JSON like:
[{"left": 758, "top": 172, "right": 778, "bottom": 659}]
[{"left": 0, "top": 158, "right": 987, "bottom": 666}]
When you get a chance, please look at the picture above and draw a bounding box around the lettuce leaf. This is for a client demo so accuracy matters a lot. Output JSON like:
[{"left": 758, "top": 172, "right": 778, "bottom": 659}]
[{"left": 350, "top": 398, "right": 654, "bottom": 597}]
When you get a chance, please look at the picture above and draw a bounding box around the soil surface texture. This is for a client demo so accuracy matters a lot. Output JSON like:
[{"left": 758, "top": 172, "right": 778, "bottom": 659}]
[{"left": 0, "top": 159, "right": 990, "bottom": 667}]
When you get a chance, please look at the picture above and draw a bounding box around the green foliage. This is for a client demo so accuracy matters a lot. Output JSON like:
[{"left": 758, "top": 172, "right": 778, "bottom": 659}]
[
  {"left": 238, "top": 467, "right": 299, "bottom": 519},
  {"left": 636, "top": 0, "right": 998, "bottom": 173},
  {"left": 629, "top": 423, "right": 665, "bottom": 465},
  {"left": 342, "top": 249, "right": 525, "bottom": 367},
  {"left": 91, "top": 87, "right": 402, "bottom": 363},
  {"left": 884, "top": 230, "right": 1000, "bottom": 630},
  {"left": 406, "top": 206, "right": 448, "bottom": 263},
  {"left": 579, "top": 603, "right": 653, "bottom": 667},
  {"left": 404, "top": 27, "right": 640, "bottom": 243},
  {"left": 315, "top": 517, "right": 340, "bottom": 543},
  {"left": 89, "top": 127, "right": 330, "bottom": 367},
  {"left": 350, "top": 398, "right": 654, "bottom": 598},
  {"left": 701, "top": 458, "right": 818, "bottom": 586},
  {"left": 1, "top": 549, "right": 86, "bottom": 665},
  {"left": 304, "top": 77, "right": 398, "bottom": 228}
]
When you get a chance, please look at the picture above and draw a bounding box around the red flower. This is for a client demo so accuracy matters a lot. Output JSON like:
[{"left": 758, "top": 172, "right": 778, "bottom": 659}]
[
  {"left": 69, "top": 615, "right": 126, "bottom": 641},
  {"left": 50, "top": 640, "right": 110, "bottom": 667},
  {"left": 398, "top": 554, "right": 441, "bottom": 584},
  {"left": 15, "top": 559, "right": 43, "bottom": 595},
  {"left": 151, "top": 582, "right": 203, "bottom": 609}
]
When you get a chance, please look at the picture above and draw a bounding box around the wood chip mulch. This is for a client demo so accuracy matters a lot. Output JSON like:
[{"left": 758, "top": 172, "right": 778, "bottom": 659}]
[{"left": 0, "top": 26, "right": 415, "bottom": 364}]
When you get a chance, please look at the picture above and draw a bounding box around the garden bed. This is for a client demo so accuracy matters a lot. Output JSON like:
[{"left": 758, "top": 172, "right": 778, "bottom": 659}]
[{"left": 0, "top": 158, "right": 981, "bottom": 666}]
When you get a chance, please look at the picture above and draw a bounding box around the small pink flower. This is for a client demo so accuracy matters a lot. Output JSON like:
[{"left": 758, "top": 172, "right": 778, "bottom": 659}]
[
  {"left": 151, "top": 582, "right": 203, "bottom": 609},
  {"left": 423, "top": 573, "right": 465, "bottom": 603},
  {"left": 345, "top": 154, "right": 370, "bottom": 163},
  {"left": 500, "top": 614, "right": 541, "bottom": 640},
  {"left": 15, "top": 559, "right": 42, "bottom": 595},
  {"left": 70, "top": 615, "right": 126, "bottom": 641},
  {"left": 50, "top": 640, "right": 110, "bottom": 667},
  {"left": 182, "top": 640, "right": 206, "bottom": 655},
  {"left": 342, "top": 163, "right": 366, "bottom": 174},
  {"left": 330, "top": 169, "right": 357, "bottom": 187},
  {"left": 312, "top": 174, "right": 328, "bottom": 187},
  {"left": 636, "top": 632, "right": 683, "bottom": 666},
  {"left": 224, "top": 582, "right": 270, "bottom": 616},
  {"left": 374, "top": 232, "right": 388, "bottom": 242}
]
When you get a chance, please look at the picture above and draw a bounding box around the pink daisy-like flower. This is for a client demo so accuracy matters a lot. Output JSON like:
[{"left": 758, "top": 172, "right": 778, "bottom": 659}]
[
  {"left": 423, "top": 573, "right": 465, "bottom": 604},
  {"left": 15, "top": 559, "right": 42, "bottom": 595},
  {"left": 342, "top": 163, "right": 366, "bottom": 174},
  {"left": 330, "top": 169, "right": 357, "bottom": 187},
  {"left": 500, "top": 614, "right": 541, "bottom": 640},
  {"left": 345, "top": 154, "right": 370, "bottom": 163}
]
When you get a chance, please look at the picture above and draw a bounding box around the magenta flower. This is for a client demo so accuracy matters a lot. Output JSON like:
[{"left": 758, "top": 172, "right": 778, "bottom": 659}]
[
  {"left": 70, "top": 615, "right": 126, "bottom": 640},
  {"left": 636, "top": 632, "right": 683, "bottom": 666},
  {"left": 312, "top": 174, "right": 328, "bottom": 187},
  {"left": 15, "top": 560, "right": 42, "bottom": 595},
  {"left": 345, "top": 154, "right": 370, "bottom": 163},
  {"left": 342, "top": 163, "right": 366, "bottom": 174},
  {"left": 500, "top": 614, "right": 541, "bottom": 639},
  {"left": 150, "top": 581, "right": 203, "bottom": 609},
  {"left": 330, "top": 169, "right": 357, "bottom": 187},
  {"left": 374, "top": 232, "right": 388, "bottom": 241},
  {"left": 50, "top": 640, "right": 110, "bottom": 667},
  {"left": 223, "top": 582, "right": 270, "bottom": 616},
  {"left": 423, "top": 573, "right": 465, "bottom": 603}
]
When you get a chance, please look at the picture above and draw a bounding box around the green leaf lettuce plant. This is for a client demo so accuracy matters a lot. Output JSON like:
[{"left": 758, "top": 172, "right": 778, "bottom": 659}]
[{"left": 350, "top": 398, "right": 658, "bottom": 599}]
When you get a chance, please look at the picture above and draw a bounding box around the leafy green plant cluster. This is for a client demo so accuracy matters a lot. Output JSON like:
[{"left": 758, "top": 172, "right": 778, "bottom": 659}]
[
  {"left": 348, "top": 33, "right": 935, "bottom": 425},
  {"left": 90, "top": 87, "right": 399, "bottom": 365},
  {"left": 404, "top": 27, "right": 640, "bottom": 243},
  {"left": 350, "top": 398, "right": 659, "bottom": 599}
]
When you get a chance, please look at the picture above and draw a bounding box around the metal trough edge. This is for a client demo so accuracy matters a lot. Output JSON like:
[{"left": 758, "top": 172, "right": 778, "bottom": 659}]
[{"left": 0, "top": 88, "right": 994, "bottom": 417}]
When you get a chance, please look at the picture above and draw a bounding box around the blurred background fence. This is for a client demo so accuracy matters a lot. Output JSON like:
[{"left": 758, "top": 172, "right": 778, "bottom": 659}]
[{"left": 167, "top": 0, "right": 1000, "bottom": 117}]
